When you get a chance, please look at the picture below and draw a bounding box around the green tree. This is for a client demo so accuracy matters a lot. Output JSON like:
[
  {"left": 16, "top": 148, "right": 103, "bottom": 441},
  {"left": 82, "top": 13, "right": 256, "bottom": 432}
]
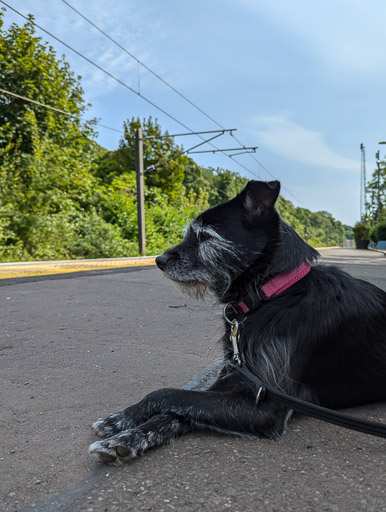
[
  {"left": 96, "top": 117, "right": 189, "bottom": 201},
  {"left": 0, "top": 11, "right": 93, "bottom": 152},
  {"left": 369, "top": 220, "right": 386, "bottom": 243},
  {"left": 352, "top": 222, "right": 370, "bottom": 241},
  {"left": 366, "top": 161, "right": 385, "bottom": 224},
  {"left": 211, "top": 168, "right": 247, "bottom": 205},
  {"left": 276, "top": 199, "right": 345, "bottom": 247},
  {"left": 0, "top": 10, "right": 107, "bottom": 260},
  {"left": 182, "top": 159, "right": 212, "bottom": 202}
]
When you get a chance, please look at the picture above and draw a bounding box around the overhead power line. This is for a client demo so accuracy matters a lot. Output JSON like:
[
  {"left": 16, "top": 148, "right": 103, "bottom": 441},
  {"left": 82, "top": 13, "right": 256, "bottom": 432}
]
[
  {"left": 0, "top": 84, "right": 228, "bottom": 206},
  {"left": 90, "top": 122, "right": 123, "bottom": 134},
  {"left": 0, "top": 87, "right": 124, "bottom": 134},
  {"left": 0, "top": 87, "right": 75, "bottom": 116},
  {"left": 145, "top": 129, "right": 236, "bottom": 139},
  {"left": 4, "top": 0, "right": 261, "bottom": 176},
  {"left": 228, "top": 131, "right": 303, "bottom": 204}
]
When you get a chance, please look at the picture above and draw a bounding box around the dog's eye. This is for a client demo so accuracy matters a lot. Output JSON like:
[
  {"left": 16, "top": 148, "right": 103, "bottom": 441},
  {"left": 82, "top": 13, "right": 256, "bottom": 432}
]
[{"left": 198, "top": 231, "right": 211, "bottom": 243}]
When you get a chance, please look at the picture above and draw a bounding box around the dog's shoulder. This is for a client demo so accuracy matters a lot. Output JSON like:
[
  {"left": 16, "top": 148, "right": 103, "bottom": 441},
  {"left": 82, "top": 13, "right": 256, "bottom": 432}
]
[{"left": 309, "top": 263, "right": 386, "bottom": 299}]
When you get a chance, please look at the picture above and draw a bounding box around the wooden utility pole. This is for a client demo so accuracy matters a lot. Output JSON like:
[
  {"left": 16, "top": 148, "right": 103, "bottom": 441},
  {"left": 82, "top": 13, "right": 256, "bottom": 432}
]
[{"left": 135, "top": 128, "right": 146, "bottom": 255}]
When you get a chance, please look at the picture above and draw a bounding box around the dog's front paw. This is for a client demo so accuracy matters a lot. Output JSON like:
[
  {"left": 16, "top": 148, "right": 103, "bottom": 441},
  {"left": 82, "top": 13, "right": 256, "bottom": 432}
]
[
  {"left": 89, "top": 428, "right": 150, "bottom": 463},
  {"left": 92, "top": 411, "right": 136, "bottom": 437}
]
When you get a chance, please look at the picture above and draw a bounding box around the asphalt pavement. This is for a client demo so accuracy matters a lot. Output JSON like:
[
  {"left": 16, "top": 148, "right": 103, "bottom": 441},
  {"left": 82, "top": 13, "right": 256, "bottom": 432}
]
[{"left": 1, "top": 248, "right": 385, "bottom": 512}]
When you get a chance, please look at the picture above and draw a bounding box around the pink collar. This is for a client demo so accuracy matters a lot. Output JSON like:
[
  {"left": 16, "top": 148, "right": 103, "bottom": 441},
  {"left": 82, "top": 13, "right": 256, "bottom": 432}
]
[{"left": 231, "top": 261, "right": 311, "bottom": 315}]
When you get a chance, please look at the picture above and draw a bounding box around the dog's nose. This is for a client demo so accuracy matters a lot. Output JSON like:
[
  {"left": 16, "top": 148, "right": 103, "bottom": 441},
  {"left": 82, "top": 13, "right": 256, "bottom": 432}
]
[{"left": 155, "top": 253, "right": 169, "bottom": 270}]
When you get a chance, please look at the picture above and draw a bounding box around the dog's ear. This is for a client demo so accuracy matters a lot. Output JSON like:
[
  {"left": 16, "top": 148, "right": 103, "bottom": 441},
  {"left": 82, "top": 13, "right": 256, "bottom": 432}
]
[{"left": 243, "top": 180, "right": 280, "bottom": 217}]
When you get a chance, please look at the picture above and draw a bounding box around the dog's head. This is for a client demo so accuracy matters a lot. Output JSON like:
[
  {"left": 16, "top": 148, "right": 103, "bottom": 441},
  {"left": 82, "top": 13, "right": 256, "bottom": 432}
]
[{"left": 155, "top": 180, "right": 283, "bottom": 299}]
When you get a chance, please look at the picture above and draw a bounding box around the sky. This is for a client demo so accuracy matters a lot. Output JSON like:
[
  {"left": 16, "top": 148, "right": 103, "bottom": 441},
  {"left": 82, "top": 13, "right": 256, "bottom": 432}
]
[{"left": 3, "top": 0, "right": 386, "bottom": 226}]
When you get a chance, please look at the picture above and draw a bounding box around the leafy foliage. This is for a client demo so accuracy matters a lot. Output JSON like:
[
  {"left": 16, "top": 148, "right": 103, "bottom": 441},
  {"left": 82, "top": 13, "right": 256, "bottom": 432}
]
[
  {"left": 352, "top": 222, "right": 370, "bottom": 241},
  {"left": 376, "top": 221, "right": 386, "bottom": 241},
  {"left": 96, "top": 117, "right": 189, "bottom": 201},
  {"left": 0, "top": 11, "right": 101, "bottom": 260},
  {"left": 366, "top": 160, "right": 385, "bottom": 224},
  {"left": 369, "top": 220, "right": 386, "bottom": 242},
  {"left": 276, "top": 199, "right": 345, "bottom": 247}
]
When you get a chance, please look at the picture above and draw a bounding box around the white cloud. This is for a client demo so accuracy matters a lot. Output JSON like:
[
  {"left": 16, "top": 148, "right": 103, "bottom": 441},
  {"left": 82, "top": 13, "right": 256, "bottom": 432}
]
[{"left": 251, "top": 116, "right": 358, "bottom": 170}]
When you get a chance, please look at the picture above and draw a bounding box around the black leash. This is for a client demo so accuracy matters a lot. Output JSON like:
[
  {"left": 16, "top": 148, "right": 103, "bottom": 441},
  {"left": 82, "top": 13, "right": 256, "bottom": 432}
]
[{"left": 235, "top": 364, "right": 386, "bottom": 439}]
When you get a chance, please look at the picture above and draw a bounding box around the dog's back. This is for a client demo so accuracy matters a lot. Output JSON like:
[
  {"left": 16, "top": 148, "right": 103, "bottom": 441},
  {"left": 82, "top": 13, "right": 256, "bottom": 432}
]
[{"left": 237, "top": 261, "right": 386, "bottom": 410}]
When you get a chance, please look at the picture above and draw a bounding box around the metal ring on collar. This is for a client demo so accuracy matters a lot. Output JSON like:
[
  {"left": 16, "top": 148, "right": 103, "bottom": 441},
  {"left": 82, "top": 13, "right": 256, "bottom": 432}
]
[
  {"left": 255, "top": 387, "right": 264, "bottom": 404},
  {"left": 223, "top": 303, "right": 234, "bottom": 325}
]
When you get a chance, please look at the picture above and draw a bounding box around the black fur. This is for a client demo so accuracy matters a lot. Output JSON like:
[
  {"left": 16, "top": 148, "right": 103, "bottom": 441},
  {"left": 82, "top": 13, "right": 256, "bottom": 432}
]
[{"left": 89, "top": 180, "right": 386, "bottom": 463}]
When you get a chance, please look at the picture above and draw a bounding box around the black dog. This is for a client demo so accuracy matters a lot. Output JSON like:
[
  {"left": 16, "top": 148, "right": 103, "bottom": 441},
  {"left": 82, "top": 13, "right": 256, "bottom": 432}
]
[{"left": 89, "top": 180, "right": 386, "bottom": 462}]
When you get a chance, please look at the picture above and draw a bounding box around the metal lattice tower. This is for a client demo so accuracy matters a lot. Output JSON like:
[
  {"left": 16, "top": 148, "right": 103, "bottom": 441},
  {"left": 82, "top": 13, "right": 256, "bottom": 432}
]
[{"left": 360, "top": 143, "right": 366, "bottom": 222}]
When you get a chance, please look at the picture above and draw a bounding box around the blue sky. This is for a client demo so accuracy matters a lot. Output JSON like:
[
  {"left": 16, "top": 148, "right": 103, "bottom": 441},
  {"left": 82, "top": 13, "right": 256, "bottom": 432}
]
[{"left": 3, "top": 0, "right": 386, "bottom": 225}]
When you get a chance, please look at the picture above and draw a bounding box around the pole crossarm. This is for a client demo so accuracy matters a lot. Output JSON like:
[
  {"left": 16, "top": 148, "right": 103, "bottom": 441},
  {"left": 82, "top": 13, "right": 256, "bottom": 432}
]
[
  {"left": 185, "top": 132, "right": 225, "bottom": 153},
  {"left": 144, "top": 128, "right": 236, "bottom": 139},
  {"left": 188, "top": 146, "right": 258, "bottom": 155},
  {"left": 229, "top": 149, "right": 258, "bottom": 157}
]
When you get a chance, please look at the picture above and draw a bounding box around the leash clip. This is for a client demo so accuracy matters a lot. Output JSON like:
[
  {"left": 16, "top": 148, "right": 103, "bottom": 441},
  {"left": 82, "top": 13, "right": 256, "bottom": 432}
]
[
  {"left": 230, "top": 319, "right": 242, "bottom": 366},
  {"left": 224, "top": 304, "right": 242, "bottom": 366}
]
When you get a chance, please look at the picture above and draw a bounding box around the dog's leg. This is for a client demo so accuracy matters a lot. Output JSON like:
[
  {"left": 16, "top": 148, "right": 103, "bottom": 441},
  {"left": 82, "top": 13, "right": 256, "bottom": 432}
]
[
  {"left": 92, "top": 367, "right": 244, "bottom": 438},
  {"left": 89, "top": 384, "right": 290, "bottom": 462},
  {"left": 135, "top": 387, "right": 289, "bottom": 437}
]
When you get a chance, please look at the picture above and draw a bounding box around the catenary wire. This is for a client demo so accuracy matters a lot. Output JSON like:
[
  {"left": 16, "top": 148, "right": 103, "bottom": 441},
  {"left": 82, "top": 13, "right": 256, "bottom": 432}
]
[
  {"left": 0, "top": 87, "right": 124, "bottom": 134},
  {"left": 0, "top": 87, "right": 76, "bottom": 116},
  {"left": 2, "top": 0, "right": 242, "bottom": 167},
  {"left": 141, "top": 139, "right": 243, "bottom": 201}
]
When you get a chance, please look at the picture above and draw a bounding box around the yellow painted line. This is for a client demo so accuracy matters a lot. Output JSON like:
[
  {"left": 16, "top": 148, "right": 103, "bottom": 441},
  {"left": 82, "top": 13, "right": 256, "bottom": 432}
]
[
  {"left": 315, "top": 246, "right": 341, "bottom": 250},
  {"left": 0, "top": 257, "right": 156, "bottom": 279},
  {"left": 0, "top": 247, "right": 344, "bottom": 280}
]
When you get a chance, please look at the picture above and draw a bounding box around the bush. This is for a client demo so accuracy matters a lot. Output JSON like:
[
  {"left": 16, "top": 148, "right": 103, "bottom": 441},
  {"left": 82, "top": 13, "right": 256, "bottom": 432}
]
[
  {"left": 369, "top": 225, "right": 378, "bottom": 242},
  {"left": 352, "top": 222, "right": 370, "bottom": 241},
  {"left": 65, "top": 210, "right": 136, "bottom": 259},
  {"left": 370, "top": 220, "right": 386, "bottom": 242},
  {"left": 378, "top": 221, "right": 386, "bottom": 241}
]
